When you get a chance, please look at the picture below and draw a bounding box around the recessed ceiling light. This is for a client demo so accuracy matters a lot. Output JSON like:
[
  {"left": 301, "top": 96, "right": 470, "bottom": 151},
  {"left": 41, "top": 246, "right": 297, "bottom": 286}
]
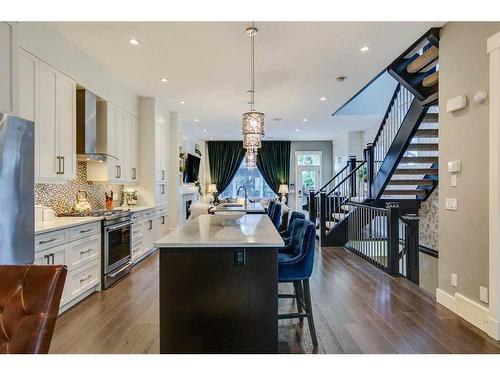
[
  {"left": 160, "top": 78, "right": 168, "bottom": 83},
  {"left": 210, "top": 137, "right": 214, "bottom": 140},
  {"left": 303, "top": 118, "right": 308, "bottom": 122},
  {"left": 129, "top": 38, "right": 139, "bottom": 45},
  {"left": 203, "top": 129, "right": 207, "bottom": 132},
  {"left": 295, "top": 128, "right": 299, "bottom": 132},
  {"left": 273, "top": 118, "right": 282, "bottom": 122},
  {"left": 360, "top": 45, "right": 370, "bottom": 52},
  {"left": 336, "top": 76, "right": 347, "bottom": 82},
  {"left": 194, "top": 119, "right": 200, "bottom": 122},
  {"left": 320, "top": 97, "right": 326, "bottom": 101},
  {"left": 180, "top": 101, "right": 185, "bottom": 104}
]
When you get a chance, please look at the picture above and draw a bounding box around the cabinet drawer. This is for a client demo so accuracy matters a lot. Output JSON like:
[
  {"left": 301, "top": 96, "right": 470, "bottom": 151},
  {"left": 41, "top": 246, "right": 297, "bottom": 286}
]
[
  {"left": 68, "top": 234, "right": 101, "bottom": 271},
  {"left": 35, "top": 229, "right": 68, "bottom": 252},
  {"left": 69, "top": 222, "right": 100, "bottom": 241},
  {"left": 143, "top": 209, "right": 155, "bottom": 219},
  {"left": 66, "top": 259, "right": 100, "bottom": 303}
]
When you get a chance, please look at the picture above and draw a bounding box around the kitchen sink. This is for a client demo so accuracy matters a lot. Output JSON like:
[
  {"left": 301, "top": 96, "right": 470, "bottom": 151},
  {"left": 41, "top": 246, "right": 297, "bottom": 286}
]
[{"left": 221, "top": 203, "right": 243, "bottom": 207}]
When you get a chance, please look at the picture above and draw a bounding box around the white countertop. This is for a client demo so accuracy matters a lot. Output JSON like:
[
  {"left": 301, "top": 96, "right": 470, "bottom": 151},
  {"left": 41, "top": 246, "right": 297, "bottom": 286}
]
[
  {"left": 117, "top": 205, "right": 157, "bottom": 213},
  {"left": 210, "top": 202, "right": 265, "bottom": 213},
  {"left": 155, "top": 214, "right": 284, "bottom": 248},
  {"left": 35, "top": 216, "right": 103, "bottom": 235}
]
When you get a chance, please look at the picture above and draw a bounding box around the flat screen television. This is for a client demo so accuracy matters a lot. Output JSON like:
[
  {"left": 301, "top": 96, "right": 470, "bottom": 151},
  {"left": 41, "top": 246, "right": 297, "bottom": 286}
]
[{"left": 183, "top": 153, "right": 201, "bottom": 183}]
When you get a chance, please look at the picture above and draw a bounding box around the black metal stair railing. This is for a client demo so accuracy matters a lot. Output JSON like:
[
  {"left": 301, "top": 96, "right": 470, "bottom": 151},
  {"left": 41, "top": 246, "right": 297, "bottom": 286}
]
[{"left": 344, "top": 201, "right": 419, "bottom": 282}]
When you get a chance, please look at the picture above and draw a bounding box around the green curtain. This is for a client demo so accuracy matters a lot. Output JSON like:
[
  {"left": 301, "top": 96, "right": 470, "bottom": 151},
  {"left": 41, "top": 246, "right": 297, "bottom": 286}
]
[
  {"left": 257, "top": 141, "right": 291, "bottom": 194},
  {"left": 207, "top": 141, "right": 245, "bottom": 194}
]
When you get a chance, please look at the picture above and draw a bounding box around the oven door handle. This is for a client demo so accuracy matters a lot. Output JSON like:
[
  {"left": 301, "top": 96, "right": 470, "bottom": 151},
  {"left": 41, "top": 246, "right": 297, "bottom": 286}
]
[{"left": 106, "top": 222, "right": 132, "bottom": 232}]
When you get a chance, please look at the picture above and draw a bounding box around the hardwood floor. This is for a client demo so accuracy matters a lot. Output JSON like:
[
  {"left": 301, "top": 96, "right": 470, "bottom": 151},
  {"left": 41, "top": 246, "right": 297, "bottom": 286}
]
[{"left": 50, "top": 247, "right": 500, "bottom": 354}]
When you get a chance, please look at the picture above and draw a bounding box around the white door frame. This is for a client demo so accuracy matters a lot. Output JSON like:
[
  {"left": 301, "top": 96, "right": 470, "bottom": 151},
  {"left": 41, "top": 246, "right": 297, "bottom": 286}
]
[
  {"left": 488, "top": 31, "right": 500, "bottom": 340},
  {"left": 294, "top": 151, "right": 322, "bottom": 211}
]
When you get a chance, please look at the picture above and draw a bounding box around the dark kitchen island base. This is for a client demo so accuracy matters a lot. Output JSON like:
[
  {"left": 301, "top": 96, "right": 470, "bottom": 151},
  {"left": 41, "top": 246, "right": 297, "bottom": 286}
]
[{"left": 159, "top": 246, "right": 278, "bottom": 354}]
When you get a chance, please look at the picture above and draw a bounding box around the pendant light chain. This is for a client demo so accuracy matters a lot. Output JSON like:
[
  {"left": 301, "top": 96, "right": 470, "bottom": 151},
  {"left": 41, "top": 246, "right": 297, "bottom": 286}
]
[{"left": 250, "top": 21, "right": 255, "bottom": 111}]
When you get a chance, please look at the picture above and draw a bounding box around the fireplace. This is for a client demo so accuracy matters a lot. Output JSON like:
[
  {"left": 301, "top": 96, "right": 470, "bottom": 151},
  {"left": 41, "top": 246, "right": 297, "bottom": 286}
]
[{"left": 185, "top": 199, "right": 193, "bottom": 220}]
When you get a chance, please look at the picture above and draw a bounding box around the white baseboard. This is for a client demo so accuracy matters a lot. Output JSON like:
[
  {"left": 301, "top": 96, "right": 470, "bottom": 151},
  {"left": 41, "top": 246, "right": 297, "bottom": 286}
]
[{"left": 436, "top": 288, "right": 500, "bottom": 339}]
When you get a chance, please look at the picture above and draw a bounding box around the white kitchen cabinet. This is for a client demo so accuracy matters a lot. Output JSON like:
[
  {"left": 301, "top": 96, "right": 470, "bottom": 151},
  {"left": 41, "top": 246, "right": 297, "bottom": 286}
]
[
  {"left": 155, "top": 121, "right": 168, "bottom": 183},
  {"left": 88, "top": 101, "right": 139, "bottom": 184},
  {"left": 34, "top": 222, "right": 101, "bottom": 314},
  {"left": 0, "top": 22, "right": 15, "bottom": 114},
  {"left": 156, "top": 208, "right": 168, "bottom": 239},
  {"left": 19, "top": 49, "right": 76, "bottom": 183}
]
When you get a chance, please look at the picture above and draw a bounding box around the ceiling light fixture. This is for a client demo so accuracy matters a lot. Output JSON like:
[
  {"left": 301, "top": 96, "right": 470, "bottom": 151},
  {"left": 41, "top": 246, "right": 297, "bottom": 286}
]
[
  {"left": 303, "top": 118, "right": 308, "bottom": 122},
  {"left": 360, "top": 45, "right": 370, "bottom": 52},
  {"left": 129, "top": 38, "right": 139, "bottom": 45},
  {"left": 246, "top": 148, "right": 257, "bottom": 169},
  {"left": 180, "top": 101, "right": 185, "bottom": 104},
  {"left": 161, "top": 78, "right": 168, "bottom": 83},
  {"left": 295, "top": 128, "right": 299, "bottom": 132},
  {"left": 203, "top": 129, "right": 207, "bottom": 132},
  {"left": 242, "top": 22, "right": 264, "bottom": 154},
  {"left": 320, "top": 97, "right": 326, "bottom": 101},
  {"left": 194, "top": 119, "right": 199, "bottom": 122}
]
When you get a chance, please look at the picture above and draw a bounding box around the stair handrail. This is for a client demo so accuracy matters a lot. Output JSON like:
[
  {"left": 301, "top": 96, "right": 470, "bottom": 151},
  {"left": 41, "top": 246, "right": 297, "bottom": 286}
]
[
  {"left": 325, "top": 161, "right": 366, "bottom": 197},
  {"left": 313, "top": 164, "right": 349, "bottom": 197},
  {"left": 372, "top": 82, "right": 402, "bottom": 146}
]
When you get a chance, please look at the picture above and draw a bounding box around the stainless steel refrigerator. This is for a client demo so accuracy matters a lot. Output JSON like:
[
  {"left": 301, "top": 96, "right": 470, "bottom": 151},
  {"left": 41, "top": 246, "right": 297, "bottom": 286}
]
[{"left": 0, "top": 113, "right": 34, "bottom": 264}]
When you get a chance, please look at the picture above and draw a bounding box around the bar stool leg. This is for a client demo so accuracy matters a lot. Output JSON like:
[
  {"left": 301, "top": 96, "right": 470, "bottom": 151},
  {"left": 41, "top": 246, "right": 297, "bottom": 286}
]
[{"left": 302, "top": 279, "right": 318, "bottom": 348}]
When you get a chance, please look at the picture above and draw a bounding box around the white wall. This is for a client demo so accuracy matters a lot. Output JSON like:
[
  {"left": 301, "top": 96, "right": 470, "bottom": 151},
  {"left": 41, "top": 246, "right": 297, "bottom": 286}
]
[{"left": 15, "top": 22, "right": 138, "bottom": 116}]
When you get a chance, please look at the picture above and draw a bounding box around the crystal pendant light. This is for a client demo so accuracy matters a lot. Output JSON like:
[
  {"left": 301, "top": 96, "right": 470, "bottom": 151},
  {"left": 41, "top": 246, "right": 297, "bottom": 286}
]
[
  {"left": 246, "top": 148, "right": 257, "bottom": 169},
  {"left": 242, "top": 24, "right": 265, "bottom": 147},
  {"left": 243, "top": 133, "right": 262, "bottom": 149}
]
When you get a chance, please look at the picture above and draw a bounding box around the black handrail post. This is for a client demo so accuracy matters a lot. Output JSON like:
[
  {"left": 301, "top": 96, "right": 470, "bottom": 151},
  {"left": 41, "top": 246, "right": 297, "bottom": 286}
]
[
  {"left": 386, "top": 202, "right": 400, "bottom": 276},
  {"left": 308, "top": 190, "right": 316, "bottom": 222},
  {"left": 319, "top": 190, "right": 327, "bottom": 246},
  {"left": 365, "top": 143, "right": 374, "bottom": 200},
  {"left": 348, "top": 156, "right": 357, "bottom": 198},
  {"left": 406, "top": 216, "right": 420, "bottom": 284}
]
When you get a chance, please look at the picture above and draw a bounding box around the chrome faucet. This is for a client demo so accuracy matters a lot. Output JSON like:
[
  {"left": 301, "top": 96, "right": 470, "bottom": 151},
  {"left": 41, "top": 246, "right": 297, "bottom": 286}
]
[{"left": 237, "top": 186, "right": 248, "bottom": 207}]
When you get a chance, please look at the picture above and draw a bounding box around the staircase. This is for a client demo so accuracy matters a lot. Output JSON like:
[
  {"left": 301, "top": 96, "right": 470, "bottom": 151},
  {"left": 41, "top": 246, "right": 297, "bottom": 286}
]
[{"left": 310, "top": 28, "right": 441, "bottom": 250}]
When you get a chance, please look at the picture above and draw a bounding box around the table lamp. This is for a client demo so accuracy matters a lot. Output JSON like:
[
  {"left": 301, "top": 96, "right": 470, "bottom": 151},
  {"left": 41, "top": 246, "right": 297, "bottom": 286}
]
[
  {"left": 278, "top": 184, "right": 289, "bottom": 203},
  {"left": 208, "top": 184, "right": 218, "bottom": 204}
]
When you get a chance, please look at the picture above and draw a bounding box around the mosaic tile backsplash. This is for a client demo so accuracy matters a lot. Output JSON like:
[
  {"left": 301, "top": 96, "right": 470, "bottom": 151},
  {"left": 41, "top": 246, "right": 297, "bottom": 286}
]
[
  {"left": 35, "top": 162, "right": 123, "bottom": 215},
  {"left": 418, "top": 187, "right": 438, "bottom": 251}
]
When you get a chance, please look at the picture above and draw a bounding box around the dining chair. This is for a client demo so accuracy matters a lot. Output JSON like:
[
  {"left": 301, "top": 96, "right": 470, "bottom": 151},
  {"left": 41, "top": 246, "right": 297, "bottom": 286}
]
[
  {"left": 280, "top": 211, "right": 306, "bottom": 244},
  {"left": 267, "top": 200, "right": 276, "bottom": 218},
  {"left": 270, "top": 202, "right": 282, "bottom": 230},
  {"left": 0, "top": 264, "right": 67, "bottom": 354},
  {"left": 277, "top": 219, "right": 318, "bottom": 348}
]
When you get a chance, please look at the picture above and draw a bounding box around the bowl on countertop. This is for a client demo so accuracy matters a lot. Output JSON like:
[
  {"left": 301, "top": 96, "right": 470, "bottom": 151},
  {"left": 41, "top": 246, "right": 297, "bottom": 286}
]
[{"left": 214, "top": 211, "right": 246, "bottom": 226}]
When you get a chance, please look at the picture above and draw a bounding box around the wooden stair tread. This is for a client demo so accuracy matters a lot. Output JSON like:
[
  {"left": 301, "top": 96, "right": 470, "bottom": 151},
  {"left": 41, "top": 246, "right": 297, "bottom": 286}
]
[
  {"left": 382, "top": 189, "right": 426, "bottom": 196},
  {"left": 423, "top": 71, "right": 439, "bottom": 87},
  {"left": 407, "top": 143, "right": 439, "bottom": 151},
  {"left": 395, "top": 168, "right": 438, "bottom": 175},
  {"left": 407, "top": 46, "right": 439, "bottom": 74},
  {"left": 423, "top": 113, "right": 439, "bottom": 123},
  {"left": 388, "top": 179, "right": 434, "bottom": 186},
  {"left": 401, "top": 156, "right": 439, "bottom": 164},
  {"left": 414, "top": 129, "right": 439, "bottom": 138}
]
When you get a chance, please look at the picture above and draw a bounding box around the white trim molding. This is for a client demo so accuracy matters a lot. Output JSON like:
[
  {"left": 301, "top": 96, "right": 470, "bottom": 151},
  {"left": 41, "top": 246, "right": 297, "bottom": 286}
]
[
  {"left": 488, "top": 31, "right": 500, "bottom": 341},
  {"left": 436, "top": 289, "right": 499, "bottom": 339}
]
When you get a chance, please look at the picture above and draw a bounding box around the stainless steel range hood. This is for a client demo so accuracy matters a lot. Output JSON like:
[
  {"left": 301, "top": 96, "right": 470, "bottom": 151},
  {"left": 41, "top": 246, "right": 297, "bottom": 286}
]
[{"left": 76, "top": 89, "right": 117, "bottom": 162}]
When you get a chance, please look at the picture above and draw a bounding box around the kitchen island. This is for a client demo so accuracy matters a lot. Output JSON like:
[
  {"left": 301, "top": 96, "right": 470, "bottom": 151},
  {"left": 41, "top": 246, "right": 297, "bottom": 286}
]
[
  {"left": 154, "top": 214, "right": 284, "bottom": 353},
  {"left": 209, "top": 201, "right": 266, "bottom": 214}
]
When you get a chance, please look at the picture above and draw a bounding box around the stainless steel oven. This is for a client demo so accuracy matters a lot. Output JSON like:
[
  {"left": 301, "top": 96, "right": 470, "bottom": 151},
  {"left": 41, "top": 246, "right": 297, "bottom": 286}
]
[{"left": 102, "top": 213, "right": 132, "bottom": 289}]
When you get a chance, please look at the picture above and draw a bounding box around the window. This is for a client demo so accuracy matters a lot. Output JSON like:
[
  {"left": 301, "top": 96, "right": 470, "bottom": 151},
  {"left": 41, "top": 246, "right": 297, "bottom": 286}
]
[
  {"left": 297, "top": 153, "right": 321, "bottom": 166},
  {"left": 220, "top": 159, "right": 275, "bottom": 200}
]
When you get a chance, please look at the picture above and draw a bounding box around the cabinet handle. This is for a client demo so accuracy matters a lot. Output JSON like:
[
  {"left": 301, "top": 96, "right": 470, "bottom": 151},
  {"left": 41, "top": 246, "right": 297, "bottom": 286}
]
[
  {"left": 61, "top": 156, "right": 65, "bottom": 175},
  {"left": 161, "top": 216, "right": 165, "bottom": 225},
  {"left": 118, "top": 165, "right": 121, "bottom": 178},
  {"left": 45, "top": 253, "right": 55, "bottom": 264},
  {"left": 161, "top": 170, "right": 165, "bottom": 181},
  {"left": 43, "top": 254, "right": 50, "bottom": 265},
  {"left": 39, "top": 238, "right": 57, "bottom": 245},
  {"left": 79, "top": 228, "right": 93, "bottom": 233},
  {"left": 116, "top": 165, "right": 120, "bottom": 179},
  {"left": 149, "top": 220, "right": 153, "bottom": 230},
  {"left": 161, "top": 185, "right": 165, "bottom": 195},
  {"left": 80, "top": 248, "right": 92, "bottom": 255},
  {"left": 56, "top": 156, "right": 62, "bottom": 175},
  {"left": 80, "top": 274, "right": 92, "bottom": 283},
  {"left": 132, "top": 168, "right": 136, "bottom": 180}
]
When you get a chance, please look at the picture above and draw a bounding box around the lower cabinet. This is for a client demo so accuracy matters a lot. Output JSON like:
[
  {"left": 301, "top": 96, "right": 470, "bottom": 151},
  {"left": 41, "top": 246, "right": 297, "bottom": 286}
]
[
  {"left": 34, "top": 222, "right": 101, "bottom": 313},
  {"left": 130, "top": 207, "right": 168, "bottom": 264}
]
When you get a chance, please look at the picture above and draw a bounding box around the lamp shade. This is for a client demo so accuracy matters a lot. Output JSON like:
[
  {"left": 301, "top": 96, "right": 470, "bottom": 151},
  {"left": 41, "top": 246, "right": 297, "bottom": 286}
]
[
  {"left": 245, "top": 149, "right": 257, "bottom": 169},
  {"left": 207, "top": 184, "right": 218, "bottom": 193},
  {"left": 242, "top": 111, "right": 265, "bottom": 136},
  {"left": 278, "top": 184, "right": 289, "bottom": 194},
  {"left": 243, "top": 133, "right": 262, "bottom": 149}
]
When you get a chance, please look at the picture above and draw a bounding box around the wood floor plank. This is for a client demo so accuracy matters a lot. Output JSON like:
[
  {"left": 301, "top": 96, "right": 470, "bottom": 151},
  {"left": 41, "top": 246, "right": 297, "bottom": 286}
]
[{"left": 50, "top": 247, "right": 500, "bottom": 354}]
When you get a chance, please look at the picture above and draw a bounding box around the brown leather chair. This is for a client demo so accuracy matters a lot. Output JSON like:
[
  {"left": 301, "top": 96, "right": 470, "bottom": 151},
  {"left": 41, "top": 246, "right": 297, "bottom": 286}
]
[{"left": 0, "top": 265, "right": 67, "bottom": 354}]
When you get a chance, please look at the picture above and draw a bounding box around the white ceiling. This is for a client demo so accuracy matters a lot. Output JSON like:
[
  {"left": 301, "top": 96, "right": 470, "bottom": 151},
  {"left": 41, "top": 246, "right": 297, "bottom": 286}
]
[{"left": 49, "top": 22, "right": 443, "bottom": 140}]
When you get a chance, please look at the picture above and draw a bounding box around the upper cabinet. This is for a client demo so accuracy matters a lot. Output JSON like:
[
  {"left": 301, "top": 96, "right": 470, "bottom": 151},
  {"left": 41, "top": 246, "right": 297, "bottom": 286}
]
[
  {"left": 19, "top": 49, "right": 76, "bottom": 183},
  {"left": 87, "top": 101, "right": 139, "bottom": 184},
  {"left": 0, "top": 22, "right": 16, "bottom": 114}
]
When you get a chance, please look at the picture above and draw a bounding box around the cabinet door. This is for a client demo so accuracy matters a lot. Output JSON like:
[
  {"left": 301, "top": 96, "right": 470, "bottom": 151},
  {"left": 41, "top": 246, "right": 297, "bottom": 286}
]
[
  {"left": 57, "top": 72, "right": 76, "bottom": 181},
  {"left": 161, "top": 124, "right": 168, "bottom": 180},
  {"left": 37, "top": 61, "right": 59, "bottom": 182},
  {"left": 131, "top": 117, "right": 139, "bottom": 182},
  {"left": 122, "top": 113, "right": 132, "bottom": 182},
  {"left": 18, "top": 50, "right": 37, "bottom": 122},
  {"left": 114, "top": 109, "right": 125, "bottom": 182},
  {"left": 0, "top": 22, "right": 13, "bottom": 114},
  {"left": 48, "top": 243, "right": 69, "bottom": 266},
  {"left": 34, "top": 250, "right": 48, "bottom": 265},
  {"left": 155, "top": 122, "right": 163, "bottom": 182}
]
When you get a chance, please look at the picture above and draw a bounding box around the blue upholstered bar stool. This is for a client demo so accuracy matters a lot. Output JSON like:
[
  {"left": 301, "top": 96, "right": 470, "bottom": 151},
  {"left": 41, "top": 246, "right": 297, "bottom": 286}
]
[
  {"left": 280, "top": 211, "right": 306, "bottom": 247},
  {"left": 277, "top": 219, "right": 318, "bottom": 348},
  {"left": 267, "top": 200, "right": 276, "bottom": 218},
  {"left": 270, "top": 202, "right": 282, "bottom": 230}
]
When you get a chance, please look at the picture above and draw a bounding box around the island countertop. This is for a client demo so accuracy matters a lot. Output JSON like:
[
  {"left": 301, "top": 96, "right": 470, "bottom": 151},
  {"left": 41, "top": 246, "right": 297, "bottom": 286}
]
[
  {"left": 155, "top": 214, "right": 284, "bottom": 248},
  {"left": 210, "top": 202, "right": 265, "bottom": 214}
]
